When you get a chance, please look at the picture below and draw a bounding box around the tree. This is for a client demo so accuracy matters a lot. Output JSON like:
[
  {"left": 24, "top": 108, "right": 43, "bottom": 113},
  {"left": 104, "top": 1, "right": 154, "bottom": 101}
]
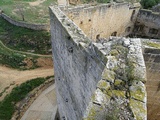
[
  {"left": 141, "top": 0, "right": 160, "bottom": 9},
  {"left": 15, "top": 4, "right": 25, "bottom": 21}
]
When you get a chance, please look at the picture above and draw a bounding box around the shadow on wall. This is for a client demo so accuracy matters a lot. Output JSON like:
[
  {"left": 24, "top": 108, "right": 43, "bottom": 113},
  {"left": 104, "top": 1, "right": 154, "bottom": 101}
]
[
  {"left": 133, "top": 9, "right": 160, "bottom": 39},
  {"left": 143, "top": 47, "right": 160, "bottom": 120}
]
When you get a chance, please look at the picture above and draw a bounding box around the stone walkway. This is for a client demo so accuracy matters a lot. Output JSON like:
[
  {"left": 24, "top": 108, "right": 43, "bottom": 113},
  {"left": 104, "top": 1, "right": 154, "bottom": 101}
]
[{"left": 21, "top": 84, "right": 57, "bottom": 120}]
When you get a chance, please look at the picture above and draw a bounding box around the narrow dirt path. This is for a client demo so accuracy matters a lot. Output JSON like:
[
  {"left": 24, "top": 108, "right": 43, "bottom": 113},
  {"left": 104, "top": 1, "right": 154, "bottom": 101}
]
[
  {"left": 0, "top": 41, "right": 52, "bottom": 57},
  {"left": 20, "top": 84, "right": 57, "bottom": 120},
  {"left": 0, "top": 66, "right": 54, "bottom": 101},
  {"left": 29, "top": 0, "right": 46, "bottom": 6}
]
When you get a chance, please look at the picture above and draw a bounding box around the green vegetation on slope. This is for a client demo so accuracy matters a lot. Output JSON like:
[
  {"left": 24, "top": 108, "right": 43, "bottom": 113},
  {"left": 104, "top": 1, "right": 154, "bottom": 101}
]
[
  {"left": 0, "top": 0, "right": 56, "bottom": 23},
  {"left": 0, "top": 17, "right": 51, "bottom": 54},
  {"left": 0, "top": 40, "right": 40, "bottom": 70},
  {"left": 0, "top": 76, "right": 54, "bottom": 120},
  {"left": 141, "top": 0, "right": 160, "bottom": 9}
]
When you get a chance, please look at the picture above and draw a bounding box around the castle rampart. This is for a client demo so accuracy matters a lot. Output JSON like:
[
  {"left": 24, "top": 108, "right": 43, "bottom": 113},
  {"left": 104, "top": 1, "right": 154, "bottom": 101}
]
[{"left": 50, "top": 4, "right": 147, "bottom": 120}]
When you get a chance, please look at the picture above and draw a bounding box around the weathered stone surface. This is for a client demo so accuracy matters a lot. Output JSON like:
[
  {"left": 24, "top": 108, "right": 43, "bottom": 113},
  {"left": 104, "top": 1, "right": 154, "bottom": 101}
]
[
  {"left": 101, "top": 69, "right": 115, "bottom": 83},
  {"left": 134, "top": 9, "right": 160, "bottom": 39},
  {"left": 97, "top": 80, "right": 110, "bottom": 91},
  {"left": 129, "top": 99, "right": 147, "bottom": 120},
  {"left": 50, "top": 5, "right": 147, "bottom": 120},
  {"left": 130, "top": 81, "right": 146, "bottom": 102}
]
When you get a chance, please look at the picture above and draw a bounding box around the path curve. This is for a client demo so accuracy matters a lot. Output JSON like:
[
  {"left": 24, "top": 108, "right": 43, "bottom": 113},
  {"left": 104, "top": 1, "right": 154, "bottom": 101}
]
[
  {"left": 0, "top": 66, "right": 54, "bottom": 101},
  {"left": 0, "top": 40, "right": 52, "bottom": 57},
  {"left": 20, "top": 84, "right": 57, "bottom": 120}
]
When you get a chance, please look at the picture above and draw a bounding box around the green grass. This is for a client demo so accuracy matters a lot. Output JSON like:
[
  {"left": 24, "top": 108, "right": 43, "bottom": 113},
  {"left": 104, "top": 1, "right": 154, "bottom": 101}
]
[
  {"left": 0, "top": 0, "right": 57, "bottom": 24},
  {"left": 0, "top": 40, "right": 40, "bottom": 70},
  {"left": 0, "top": 76, "right": 54, "bottom": 120},
  {"left": 0, "top": 17, "right": 51, "bottom": 54}
]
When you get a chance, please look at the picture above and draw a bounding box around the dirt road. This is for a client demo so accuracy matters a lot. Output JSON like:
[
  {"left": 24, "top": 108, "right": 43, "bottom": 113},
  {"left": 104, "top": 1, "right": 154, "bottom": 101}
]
[{"left": 0, "top": 66, "right": 54, "bottom": 100}]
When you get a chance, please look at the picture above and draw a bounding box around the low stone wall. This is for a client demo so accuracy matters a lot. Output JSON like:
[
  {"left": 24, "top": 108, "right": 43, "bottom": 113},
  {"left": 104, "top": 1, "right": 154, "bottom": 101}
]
[
  {"left": 133, "top": 9, "right": 160, "bottom": 39},
  {"left": 0, "top": 13, "right": 49, "bottom": 30},
  {"left": 11, "top": 78, "right": 54, "bottom": 120}
]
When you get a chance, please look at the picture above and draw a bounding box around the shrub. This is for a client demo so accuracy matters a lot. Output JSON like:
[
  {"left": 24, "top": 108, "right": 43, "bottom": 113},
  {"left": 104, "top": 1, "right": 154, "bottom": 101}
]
[
  {"left": 0, "top": 76, "right": 54, "bottom": 120},
  {"left": 141, "top": 0, "right": 160, "bottom": 9}
]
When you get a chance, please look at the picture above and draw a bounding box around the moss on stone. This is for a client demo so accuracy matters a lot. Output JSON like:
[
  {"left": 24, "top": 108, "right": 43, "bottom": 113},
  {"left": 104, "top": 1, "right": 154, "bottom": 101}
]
[
  {"left": 102, "top": 69, "right": 115, "bottom": 83},
  {"left": 145, "top": 41, "right": 160, "bottom": 49},
  {"left": 112, "top": 45, "right": 128, "bottom": 55},
  {"left": 112, "top": 90, "right": 126, "bottom": 98},
  {"left": 110, "top": 49, "right": 119, "bottom": 56},
  {"left": 126, "top": 60, "right": 137, "bottom": 82},
  {"left": 129, "top": 99, "right": 147, "bottom": 120},
  {"left": 130, "top": 82, "right": 146, "bottom": 101},
  {"left": 88, "top": 106, "right": 96, "bottom": 118},
  {"left": 114, "top": 79, "right": 125, "bottom": 86},
  {"left": 97, "top": 80, "right": 110, "bottom": 91},
  {"left": 130, "top": 89, "right": 145, "bottom": 102},
  {"left": 84, "top": 103, "right": 104, "bottom": 120}
]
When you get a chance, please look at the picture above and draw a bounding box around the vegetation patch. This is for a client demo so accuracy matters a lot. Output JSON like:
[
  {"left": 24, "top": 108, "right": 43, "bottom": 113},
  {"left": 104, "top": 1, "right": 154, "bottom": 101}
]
[
  {"left": 145, "top": 41, "right": 160, "bottom": 49},
  {"left": 0, "top": 18, "right": 51, "bottom": 54},
  {"left": 0, "top": 82, "right": 15, "bottom": 97},
  {"left": 141, "top": 0, "right": 160, "bottom": 9},
  {"left": 0, "top": 76, "right": 54, "bottom": 120},
  {"left": 0, "top": 40, "right": 41, "bottom": 70},
  {"left": 0, "top": 0, "right": 57, "bottom": 23}
]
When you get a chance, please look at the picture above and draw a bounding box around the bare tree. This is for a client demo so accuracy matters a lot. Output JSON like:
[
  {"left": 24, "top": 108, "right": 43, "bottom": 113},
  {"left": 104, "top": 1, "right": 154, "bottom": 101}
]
[{"left": 15, "top": 4, "right": 25, "bottom": 21}]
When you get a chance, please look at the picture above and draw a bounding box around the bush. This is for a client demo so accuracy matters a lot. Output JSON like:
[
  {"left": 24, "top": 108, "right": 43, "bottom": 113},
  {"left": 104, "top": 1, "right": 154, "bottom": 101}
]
[
  {"left": 0, "top": 76, "right": 54, "bottom": 120},
  {"left": 141, "top": 0, "right": 160, "bottom": 9}
]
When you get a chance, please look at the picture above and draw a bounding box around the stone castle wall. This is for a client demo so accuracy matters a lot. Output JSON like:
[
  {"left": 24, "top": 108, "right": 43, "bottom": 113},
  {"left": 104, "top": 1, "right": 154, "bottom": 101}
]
[
  {"left": 61, "top": 3, "right": 140, "bottom": 40},
  {"left": 134, "top": 9, "right": 160, "bottom": 39},
  {"left": 143, "top": 46, "right": 160, "bottom": 120},
  {"left": 50, "top": 4, "right": 147, "bottom": 120},
  {"left": 0, "top": 13, "right": 49, "bottom": 30},
  {"left": 50, "top": 6, "right": 106, "bottom": 120}
]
